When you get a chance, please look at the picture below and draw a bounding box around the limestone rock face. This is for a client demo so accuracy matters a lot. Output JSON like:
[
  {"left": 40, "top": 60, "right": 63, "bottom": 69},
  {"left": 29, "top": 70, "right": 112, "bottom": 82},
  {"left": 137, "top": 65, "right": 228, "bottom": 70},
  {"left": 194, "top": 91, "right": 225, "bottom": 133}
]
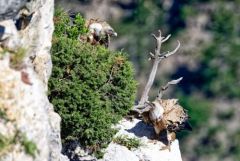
[
  {"left": 0, "top": 0, "right": 68, "bottom": 161},
  {"left": 102, "top": 143, "right": 139, "bottom": 161},
  {"left": 0, "top": 0, "right": 28, "bottom": 21},
  {"left": 100, "top": 119, "right": 182, "bottom": 161}
]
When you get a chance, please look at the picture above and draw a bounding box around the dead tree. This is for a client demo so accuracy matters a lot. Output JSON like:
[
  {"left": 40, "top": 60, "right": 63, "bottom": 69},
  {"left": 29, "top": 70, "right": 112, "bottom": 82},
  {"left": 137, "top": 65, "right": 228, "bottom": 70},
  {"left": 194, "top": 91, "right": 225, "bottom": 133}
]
[
  {"left": 132, "top": 30, "right": 191, "bottom": 149},
  {"left": 134, "top": 29, "right": 180, "bottom": 111}
]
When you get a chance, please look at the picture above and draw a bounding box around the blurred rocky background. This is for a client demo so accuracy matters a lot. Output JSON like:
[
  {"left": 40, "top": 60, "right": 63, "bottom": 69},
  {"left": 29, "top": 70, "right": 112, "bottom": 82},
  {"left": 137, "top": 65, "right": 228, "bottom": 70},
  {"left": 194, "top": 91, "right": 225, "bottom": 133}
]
[{"left": 55, "top": 0, "right": 240, "bottom": 161}]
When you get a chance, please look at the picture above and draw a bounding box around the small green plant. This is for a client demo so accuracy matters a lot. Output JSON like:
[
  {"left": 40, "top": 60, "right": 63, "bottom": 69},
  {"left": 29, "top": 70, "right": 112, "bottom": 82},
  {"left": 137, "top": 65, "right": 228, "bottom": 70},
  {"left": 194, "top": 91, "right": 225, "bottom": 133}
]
[
  {"left": 21, "top": 135, "right": 37, "bottom": 157},
  {"left": 94, "top": 150, "right": 105, "bottom": 159},
  {"left": 10, "top": 48, "right": 25, "bottom": 66},
  {"left": 0, "top": 48, "right": 6, "bottom": 58},
  {"left": 0, "top": 110, "right": 14, "bottom": 157},
  {"left": 0, "top": 47, "right": 26, "bottom": 69},
  {"left": 113, "top": 135, "right": 142, "bottom": 150},
  {"left": 0, "top": 130, "right": 37, "bottom": 158},
  {"left": 3, "top": 47, "right": 26, "bottom": 69},
  {"left": 0, "top": 133, "right": 15, "bottom": 156},
  {"left": 0, "top": 108, "right": 8, "bottom": 121}
]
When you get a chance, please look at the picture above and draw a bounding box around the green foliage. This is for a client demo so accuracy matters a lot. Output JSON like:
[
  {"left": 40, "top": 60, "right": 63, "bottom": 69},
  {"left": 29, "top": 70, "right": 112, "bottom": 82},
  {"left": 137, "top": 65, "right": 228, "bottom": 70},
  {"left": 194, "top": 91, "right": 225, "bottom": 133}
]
[
  {"left": 9, "top": 48, "right": 26, "bottom": 69},
  {"left": 113, "top": 135, "right": 142, "bottom": 150},
  {"left": 217, "top": 109, "right": 234, "bottom": 120},
  {"left": 195, "top": 125, "right": 224, "bottom": 156},
  {"left": 54, "top": 8, "right": 88, "bottom": 39},
  {"left": 131, "top": 0, "right": 151, "bottom": 25},
  {"left": 0, "top": 47, "right": 26, "bottom": 69},
  {"left": 0, "top": 109, "right": 8, "bottom": 121},
  {"left": 180, "top": 5, "right": 197, "bottom": 20},
  {"left": 21, "top": 135, "right": 37, "bottom": 157},
  {"left": 94, "top": 150, "right": 105, "bottom": 159},
  {"left": 209, "top": 5, "right": 238, "bottom": 37},
  {"left": 200, "top": 3, "right": 240, "bottom": 98},
  {"left": 49, "top": 9, "right": 137, "bottom": 153},
  {"left": 176, "top": 94, "right": 212, "bottom": 140},
  {"left": 0, "top": 131, "right": 37, "bottom": 158},
  {"left": 0, "top": 111, "right": 14, "bottom": 157},
  {"left": 230, "top": 130, "right": 240, "bottom": 160},
  {"left": 178, "top": 95, "right": 211, "bottom": 128},
  {"left": 0, "top": 133, "right": 14, "bottom": 156},
  {"left": 113, "top": 0, "right": 165, "bottom": 74}
]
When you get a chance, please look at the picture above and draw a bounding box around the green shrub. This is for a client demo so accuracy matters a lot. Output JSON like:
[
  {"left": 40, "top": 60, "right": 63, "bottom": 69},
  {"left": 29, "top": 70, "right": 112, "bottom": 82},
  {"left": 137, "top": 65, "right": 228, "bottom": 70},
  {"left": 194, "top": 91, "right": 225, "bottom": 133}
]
[
  {"left": 49, "top": 9, "right": 137, "bottom": 152},
  {"left": 113, "top": 135, "right": 142, "bottom": 150},
  {"left": 53, "top": 8, "right": 88, "bottom": 39}
]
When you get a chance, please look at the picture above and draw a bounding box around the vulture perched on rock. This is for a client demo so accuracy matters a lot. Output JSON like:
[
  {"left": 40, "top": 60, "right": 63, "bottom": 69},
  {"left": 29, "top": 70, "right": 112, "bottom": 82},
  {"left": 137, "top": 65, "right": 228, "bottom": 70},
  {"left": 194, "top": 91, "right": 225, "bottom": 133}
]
[{"left": 142, "top": 99, "right": 192, "bottom": 149}]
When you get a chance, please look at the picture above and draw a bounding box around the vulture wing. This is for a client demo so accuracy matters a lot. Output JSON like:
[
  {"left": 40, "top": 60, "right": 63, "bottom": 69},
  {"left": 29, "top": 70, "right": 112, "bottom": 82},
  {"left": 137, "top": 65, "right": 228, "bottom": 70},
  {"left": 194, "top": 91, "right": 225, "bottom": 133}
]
[{"left": 161, "top": 99, "right": 192, "bottom": 132}]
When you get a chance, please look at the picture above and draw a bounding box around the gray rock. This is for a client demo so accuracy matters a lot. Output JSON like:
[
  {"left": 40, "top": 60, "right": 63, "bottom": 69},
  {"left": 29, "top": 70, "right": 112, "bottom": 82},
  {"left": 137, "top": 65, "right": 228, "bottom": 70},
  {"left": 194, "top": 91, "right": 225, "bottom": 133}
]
[
  {"left": 0, "top": 20, "right": 20, "bottom": 48},
  {"left": 0, "top": 0, "right": 68, "bottom": 161},
  {"left": 100, "top": 118, "right": 183, "bottom": 161},
  {"left": 99, "top": 143, "right": 139, "bottom": 161},
  {"left": 0, "top": 0, "right": 28, "bottom": 21},
  {"left": 62, "top": 141, "right": 96, "bottom": 161}
]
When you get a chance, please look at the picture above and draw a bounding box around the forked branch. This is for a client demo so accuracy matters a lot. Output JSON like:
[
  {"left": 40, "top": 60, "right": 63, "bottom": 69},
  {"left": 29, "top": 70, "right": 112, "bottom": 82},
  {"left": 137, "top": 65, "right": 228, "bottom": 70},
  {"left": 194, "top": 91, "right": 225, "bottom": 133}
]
[
  {"left": 156, "top": 77, "right": 183, "bottom": 100},
  {"left": 159, "top": 41, "right": 180, "bottom": 59},
  {"left": 138, "top": 30, "right": 180, "bottom": 106}
]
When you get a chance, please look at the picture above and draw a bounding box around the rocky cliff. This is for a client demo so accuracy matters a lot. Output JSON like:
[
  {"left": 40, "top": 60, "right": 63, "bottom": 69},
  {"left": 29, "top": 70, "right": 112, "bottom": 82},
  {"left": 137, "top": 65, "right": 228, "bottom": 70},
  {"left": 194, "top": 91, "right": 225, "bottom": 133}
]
[{"left": 0, "top": 0, "right": 68, "bottom": 161}]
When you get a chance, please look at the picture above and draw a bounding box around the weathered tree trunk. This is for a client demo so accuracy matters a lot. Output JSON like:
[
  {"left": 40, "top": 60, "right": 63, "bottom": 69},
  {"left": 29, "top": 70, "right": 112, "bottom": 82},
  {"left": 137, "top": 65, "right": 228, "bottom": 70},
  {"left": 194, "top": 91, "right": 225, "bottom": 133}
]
[{"left": 139, "top": 59, "right": 161, "bottom": 105}]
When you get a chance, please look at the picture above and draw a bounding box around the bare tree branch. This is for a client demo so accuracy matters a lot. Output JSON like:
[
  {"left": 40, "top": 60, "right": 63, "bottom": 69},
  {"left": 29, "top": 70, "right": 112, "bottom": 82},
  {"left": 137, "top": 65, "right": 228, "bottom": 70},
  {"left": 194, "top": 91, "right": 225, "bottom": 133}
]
[
  {"left": 133, "top": 29, "right": 181, "bottom": 113},
  {"left": 155, "top": 31, "right": 162, "bottom": 56},
  {"left": 157, "top": 77, "right": 183, "bottom": 100},
  {"left": 151, "top": 33, "right": 158, "bottom": 40},
  {"left": 161, "top": 34, "right": 171, "bottom": 43},
  {"left": 159, "top": 40, "right": 180, "bottom": 59},
  {"left": 132, "top": 101, "right": 152, "bottom": 113},
  {"left": 148, "top": 52, "right": 155, "bottom": 60},
  {"left": 167, "top": 77, "right": 183, "bottom": 85}
]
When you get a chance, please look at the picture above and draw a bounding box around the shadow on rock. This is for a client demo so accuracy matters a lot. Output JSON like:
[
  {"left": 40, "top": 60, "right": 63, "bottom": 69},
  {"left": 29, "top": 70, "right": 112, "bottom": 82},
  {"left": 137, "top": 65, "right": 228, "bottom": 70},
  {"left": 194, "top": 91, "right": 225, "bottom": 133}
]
[{"left": 127, "top": 121, "right": 156, "bottom": 139}]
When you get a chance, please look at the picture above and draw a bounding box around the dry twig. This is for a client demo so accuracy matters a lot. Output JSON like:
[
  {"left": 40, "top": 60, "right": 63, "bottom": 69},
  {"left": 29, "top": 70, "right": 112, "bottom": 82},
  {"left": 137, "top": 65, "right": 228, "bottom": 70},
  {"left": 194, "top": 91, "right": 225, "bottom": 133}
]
[{"left": 156, "top": 77, "right": 183, "bottom": 100}]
